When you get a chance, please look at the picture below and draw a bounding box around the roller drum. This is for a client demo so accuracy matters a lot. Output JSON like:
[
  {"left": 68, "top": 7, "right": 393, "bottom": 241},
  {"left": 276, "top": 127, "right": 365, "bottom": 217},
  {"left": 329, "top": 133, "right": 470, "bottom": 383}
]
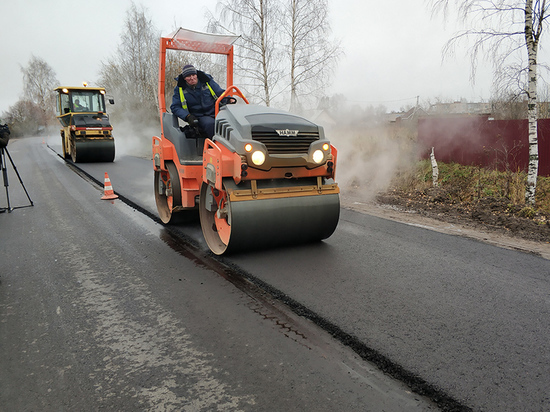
[
  {"left": 200, "top": 182, "right": 339, "bottom": 255},
  {"left": 73, "top": 139, "right": 115, "bottom": 163}
]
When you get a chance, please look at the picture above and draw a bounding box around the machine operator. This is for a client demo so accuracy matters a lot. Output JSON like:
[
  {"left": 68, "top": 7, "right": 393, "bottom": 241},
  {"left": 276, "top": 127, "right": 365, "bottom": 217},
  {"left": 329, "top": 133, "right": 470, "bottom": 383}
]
[{"left": 170, "top": 64, "right": 234, "bottom": 138}]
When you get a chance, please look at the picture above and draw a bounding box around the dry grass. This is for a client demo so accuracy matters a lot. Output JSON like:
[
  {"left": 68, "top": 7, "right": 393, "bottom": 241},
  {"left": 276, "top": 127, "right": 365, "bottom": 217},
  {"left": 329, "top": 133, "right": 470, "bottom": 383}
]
[{"left": 390, "top": 160, "right": 550, "bottom": 215}]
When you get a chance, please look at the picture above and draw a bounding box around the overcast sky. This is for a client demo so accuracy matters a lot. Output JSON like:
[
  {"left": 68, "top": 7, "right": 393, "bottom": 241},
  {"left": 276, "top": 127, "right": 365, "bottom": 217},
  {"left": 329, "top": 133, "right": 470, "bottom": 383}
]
[{"left": 1, "top": 0, "right": 503, "bottom": 115}]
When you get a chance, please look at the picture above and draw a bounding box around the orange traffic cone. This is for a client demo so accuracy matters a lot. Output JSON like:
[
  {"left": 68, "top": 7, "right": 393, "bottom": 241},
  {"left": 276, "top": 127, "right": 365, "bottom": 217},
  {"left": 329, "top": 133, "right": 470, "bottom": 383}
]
[{"left": 101, "top": 172, "right": 119, "bottom": 200}]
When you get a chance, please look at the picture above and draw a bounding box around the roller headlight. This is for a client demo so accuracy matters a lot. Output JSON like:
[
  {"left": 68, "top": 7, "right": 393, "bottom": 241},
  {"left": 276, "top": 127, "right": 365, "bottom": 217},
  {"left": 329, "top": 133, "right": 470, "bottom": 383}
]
[
  {"left": 312, "top": 149, "right": 324, "bottom": 164},
  {"left": 251, "top": 150, "right": 266, "bottom": 166}
]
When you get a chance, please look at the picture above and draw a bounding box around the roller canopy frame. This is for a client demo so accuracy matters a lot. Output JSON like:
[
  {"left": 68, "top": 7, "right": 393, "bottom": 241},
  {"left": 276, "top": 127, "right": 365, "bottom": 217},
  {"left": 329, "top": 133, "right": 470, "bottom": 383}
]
[{"left": 157, "top": 28, "right": 240, "bottom": 117}]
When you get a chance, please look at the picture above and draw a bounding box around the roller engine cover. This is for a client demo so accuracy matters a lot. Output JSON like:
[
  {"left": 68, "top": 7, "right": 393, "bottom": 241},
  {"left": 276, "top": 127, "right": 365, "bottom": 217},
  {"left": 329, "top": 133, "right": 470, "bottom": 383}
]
[{"left": 214, "top": 104, "right": 331, "bottom": 170}]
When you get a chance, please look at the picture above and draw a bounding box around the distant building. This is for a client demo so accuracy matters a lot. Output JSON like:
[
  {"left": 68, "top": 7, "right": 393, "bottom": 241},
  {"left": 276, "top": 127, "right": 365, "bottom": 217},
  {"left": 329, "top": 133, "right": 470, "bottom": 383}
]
[
  {"left": 387, "top": 106, "right": 428, "bottom": 124},
  {"left": 428, "top": 100, "right": 492, "bottom": 116}
]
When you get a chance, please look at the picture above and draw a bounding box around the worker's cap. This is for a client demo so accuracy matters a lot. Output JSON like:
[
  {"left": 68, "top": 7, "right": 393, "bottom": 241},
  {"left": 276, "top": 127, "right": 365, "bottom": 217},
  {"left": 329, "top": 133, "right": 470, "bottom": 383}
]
[{"left": 181, "top": 64, "right": 197, "bottom": 78}]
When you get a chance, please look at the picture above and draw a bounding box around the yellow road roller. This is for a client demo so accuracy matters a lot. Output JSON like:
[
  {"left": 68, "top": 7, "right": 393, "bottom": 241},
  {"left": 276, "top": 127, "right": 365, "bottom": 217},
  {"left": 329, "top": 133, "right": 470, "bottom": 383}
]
[{"left": 54, "top": 86, "right": 115, "bottom": 162}]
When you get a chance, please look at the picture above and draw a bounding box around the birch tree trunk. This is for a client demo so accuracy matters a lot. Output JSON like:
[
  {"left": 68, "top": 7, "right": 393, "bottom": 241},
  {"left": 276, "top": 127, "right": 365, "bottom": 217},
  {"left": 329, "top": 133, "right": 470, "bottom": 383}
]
[
  {"left": 430, "top": 147, "right": 439, "bottom": 187},
  {"left": 525, "top": 0, "right": 540, "bottom": 206}
]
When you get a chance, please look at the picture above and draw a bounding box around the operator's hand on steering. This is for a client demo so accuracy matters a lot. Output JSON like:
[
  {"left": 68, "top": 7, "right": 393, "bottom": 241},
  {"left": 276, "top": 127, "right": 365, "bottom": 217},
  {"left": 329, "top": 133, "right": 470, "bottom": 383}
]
[
  {"left": 221, "top": 97, "right": 237, "bottom": 106},
  {"left": 185, "top": 114, "right": 199, "bottom": 127}
]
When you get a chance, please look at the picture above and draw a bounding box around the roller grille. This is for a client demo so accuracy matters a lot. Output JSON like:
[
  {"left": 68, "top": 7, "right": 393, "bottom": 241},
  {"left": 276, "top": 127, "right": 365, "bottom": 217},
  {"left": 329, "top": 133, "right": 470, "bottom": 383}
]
[{"left": 251, "top": 130, "right": 319, "bottom": 154}]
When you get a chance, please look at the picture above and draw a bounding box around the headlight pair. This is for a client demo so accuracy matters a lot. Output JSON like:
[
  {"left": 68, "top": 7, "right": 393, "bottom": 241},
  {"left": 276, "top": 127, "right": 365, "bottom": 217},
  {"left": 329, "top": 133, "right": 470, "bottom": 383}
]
[
  {"left": 243, "top": 142, "right": 331, "bottom": 166},
  {"left": 244, "top": 143, "right": 266, "bottom": 166},
  {"left": 312, "top": 143, "right": 331, "bottom": 164}
]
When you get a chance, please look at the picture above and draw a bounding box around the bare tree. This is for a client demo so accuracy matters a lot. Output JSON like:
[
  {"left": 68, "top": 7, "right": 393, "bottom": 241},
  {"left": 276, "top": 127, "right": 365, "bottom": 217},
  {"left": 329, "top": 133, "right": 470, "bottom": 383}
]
[
  {"left": 432, "top": 0, "right": 550, "bottom": 206},
  {"left": 3, "top": 100, "right": 44, "bottom": 137},
  {"left": 209, "top": 0, "right": 340, "bottom": 111},
  {"left": 20, "top": 55, "right": 59, "bottom": 128},
  {"left": 98, "top": 2, "right": 159, "bottom": 121},
  {"left": 285, "top": 0, "right": 341, "bottom": 113},
  {"left": 208, "top": 0, "right": 284, "bottom": 106},
  {"left": 490, "top": 93, "right": 528, "bottom": 119},
  {"left": 524, "top": 0, "right": 547, "bottom": 205}
]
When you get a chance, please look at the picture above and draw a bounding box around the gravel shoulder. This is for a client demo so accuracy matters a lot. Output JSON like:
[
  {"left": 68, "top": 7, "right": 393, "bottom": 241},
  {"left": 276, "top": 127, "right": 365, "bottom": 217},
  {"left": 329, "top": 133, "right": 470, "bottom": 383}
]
[{"left": 341, "top": 193, "right": 550, "bottom": 261}]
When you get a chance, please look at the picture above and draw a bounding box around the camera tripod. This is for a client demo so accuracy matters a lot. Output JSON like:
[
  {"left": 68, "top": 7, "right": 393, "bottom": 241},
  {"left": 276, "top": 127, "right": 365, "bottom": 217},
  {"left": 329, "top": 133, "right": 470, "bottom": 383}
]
[{"left": 1, "top": 146, "right": 33, "bottom": 213}]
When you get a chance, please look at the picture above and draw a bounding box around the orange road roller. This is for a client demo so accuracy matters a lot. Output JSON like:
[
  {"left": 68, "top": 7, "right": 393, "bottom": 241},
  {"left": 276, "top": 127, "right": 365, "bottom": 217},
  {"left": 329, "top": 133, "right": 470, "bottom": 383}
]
[{"left": 152, "top": 28, "right": 339, "bottom": 254}]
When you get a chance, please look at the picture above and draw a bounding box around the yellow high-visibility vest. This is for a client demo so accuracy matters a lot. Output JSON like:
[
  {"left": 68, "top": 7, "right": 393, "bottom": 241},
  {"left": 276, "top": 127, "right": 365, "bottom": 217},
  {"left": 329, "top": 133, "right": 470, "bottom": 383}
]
[{"left": 179, "top": 82, "right": 218, "bottom": 109}]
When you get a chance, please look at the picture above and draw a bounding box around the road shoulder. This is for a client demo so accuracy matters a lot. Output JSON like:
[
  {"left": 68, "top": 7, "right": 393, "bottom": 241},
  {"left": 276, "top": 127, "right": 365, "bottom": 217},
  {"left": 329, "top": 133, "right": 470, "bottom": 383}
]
[{"left": 341, "top": 197, "right": 550, "bottom": 260}]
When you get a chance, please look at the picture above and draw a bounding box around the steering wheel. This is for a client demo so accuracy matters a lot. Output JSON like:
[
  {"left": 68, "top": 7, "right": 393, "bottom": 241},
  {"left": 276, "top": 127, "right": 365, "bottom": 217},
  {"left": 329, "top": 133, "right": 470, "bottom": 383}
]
[{"left": 219, "top": 96, "right": 237, "bottom": 108}]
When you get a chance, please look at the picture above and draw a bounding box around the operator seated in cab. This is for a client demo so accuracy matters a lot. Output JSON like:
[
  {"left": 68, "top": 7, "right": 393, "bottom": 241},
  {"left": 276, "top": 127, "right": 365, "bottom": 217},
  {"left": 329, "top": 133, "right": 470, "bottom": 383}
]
[
  {"left": 73, "top": 99, "right": 87, "bottom": 112},
  {"left": 170, "top": 64, "right": 234, "bottom": 138}
]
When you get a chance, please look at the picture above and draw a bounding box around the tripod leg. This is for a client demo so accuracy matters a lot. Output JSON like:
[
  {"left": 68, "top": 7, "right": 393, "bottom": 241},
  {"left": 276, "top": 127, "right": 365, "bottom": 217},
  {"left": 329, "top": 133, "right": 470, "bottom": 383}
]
[
  {"left": 4, "top": 148, "right": 33, "bottom": 207},
  {"left": 1, "top": 149, "right": 11, "bottom": 211}
]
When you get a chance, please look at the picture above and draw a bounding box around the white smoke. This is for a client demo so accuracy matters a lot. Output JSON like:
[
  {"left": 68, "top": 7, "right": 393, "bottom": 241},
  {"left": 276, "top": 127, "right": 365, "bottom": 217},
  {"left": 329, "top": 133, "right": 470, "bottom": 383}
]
[
  {"left": 326, "top": 118, "right": 417, "bottom": 204},
  {"left": 111, "top": 114, "right": 159, "bottom": 160}
]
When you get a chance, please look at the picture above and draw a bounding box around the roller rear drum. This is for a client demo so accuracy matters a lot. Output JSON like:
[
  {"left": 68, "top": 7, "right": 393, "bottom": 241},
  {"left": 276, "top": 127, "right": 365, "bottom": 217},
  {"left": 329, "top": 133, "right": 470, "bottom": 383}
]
[{"left": 199, "top": 182, "right": 340, "bottom": 255}]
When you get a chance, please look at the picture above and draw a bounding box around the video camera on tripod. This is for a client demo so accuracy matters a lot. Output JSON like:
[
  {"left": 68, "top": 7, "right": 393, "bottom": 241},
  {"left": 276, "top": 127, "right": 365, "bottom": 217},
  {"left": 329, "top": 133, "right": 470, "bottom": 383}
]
[
  {"left": 0, "top": 122, "right": 33, "bottom": 212},
  {"left": 0, "top": 123, "right": 10, "bottom": 148}
]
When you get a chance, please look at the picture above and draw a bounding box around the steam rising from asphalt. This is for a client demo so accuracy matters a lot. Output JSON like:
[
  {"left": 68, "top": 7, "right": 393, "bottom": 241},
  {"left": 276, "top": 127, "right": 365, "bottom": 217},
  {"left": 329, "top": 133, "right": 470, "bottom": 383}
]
[
  {"left": 113, "top": 116, "right": 158, "bottom": 160},
  {"left": 324, "top": 116, "right": 417, "bottom": 204},
  {"left": 109, "top": 105, "right": 419, "bottom": 207}
]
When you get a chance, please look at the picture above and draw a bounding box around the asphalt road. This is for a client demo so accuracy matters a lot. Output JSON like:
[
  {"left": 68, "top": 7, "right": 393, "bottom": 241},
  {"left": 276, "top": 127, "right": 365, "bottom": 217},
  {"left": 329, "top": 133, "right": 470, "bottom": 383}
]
[
  {"left": 3, "top": 134, "right": 550, "bottom": 411},
  {"left": 0, "top": 137, "right": 435, "bottom": 411}
]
